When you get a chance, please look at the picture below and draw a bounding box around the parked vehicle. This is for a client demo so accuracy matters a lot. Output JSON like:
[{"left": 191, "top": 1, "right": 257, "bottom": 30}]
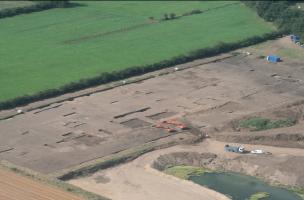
[{"left": 225, "top": 144, "right": 244, "bottom": 153}]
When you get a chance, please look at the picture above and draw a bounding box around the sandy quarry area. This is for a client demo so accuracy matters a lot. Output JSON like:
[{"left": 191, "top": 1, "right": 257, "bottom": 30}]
[
  {"left": 69, "top": 139, "right": 304, "bottom": 200},
  {"left": 69, "top": 140, "right": 232, "bottom": 200},
  {"left": 0, "top": 37, "right": 304, "bottom": 176},
  {"left": 0, "top": 167, "right": 84, "bottom": 200}
]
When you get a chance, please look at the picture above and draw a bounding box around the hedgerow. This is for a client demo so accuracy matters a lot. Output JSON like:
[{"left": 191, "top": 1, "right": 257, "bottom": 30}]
[{"left": 0, "top": 1, "right": 72, "bottom": 19}]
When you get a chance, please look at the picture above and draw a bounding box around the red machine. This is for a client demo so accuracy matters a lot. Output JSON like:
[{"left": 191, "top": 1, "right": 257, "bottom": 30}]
[
  {"left": 153, "top": 118, "right": 188, "bottom": 133},
  {"left": 162, "top": 119, "right": 188, "bottom": 130}
]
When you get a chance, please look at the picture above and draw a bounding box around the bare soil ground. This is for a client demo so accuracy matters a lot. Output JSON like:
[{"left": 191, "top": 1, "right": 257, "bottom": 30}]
[
  {"left": 1, "top": 36, "right": 304, "bottom": 176},
  {"left": 1, "top": 36, "right": 304, "bottom": 200},
  {"left": 0, "top": 167, "right": 84, "bottom": 200},
  {"left": 67, "top": 37, "right": 304, "bottom": 200}
]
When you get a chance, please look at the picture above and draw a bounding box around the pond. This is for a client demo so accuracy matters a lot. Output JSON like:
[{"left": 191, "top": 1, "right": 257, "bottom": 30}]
[{"left": 190, "top": 172, "right": 301, "bottom": 200}]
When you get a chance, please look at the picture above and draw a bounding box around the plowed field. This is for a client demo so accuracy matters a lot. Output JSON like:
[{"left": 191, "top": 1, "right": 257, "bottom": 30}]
[{"left": 0, "top": 167, "right": 84, "bottom": 200}]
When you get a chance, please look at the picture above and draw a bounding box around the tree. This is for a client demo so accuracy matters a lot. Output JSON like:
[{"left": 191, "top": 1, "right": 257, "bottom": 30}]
[
  {"left": 169, "top": 13, "right": 176, "bottom": 19},
  {"left": 164, "top": 13, "right": 169, "bottom": 20},
  {"left": 243, "top": 1, "right": 304, "bottom": 37}
]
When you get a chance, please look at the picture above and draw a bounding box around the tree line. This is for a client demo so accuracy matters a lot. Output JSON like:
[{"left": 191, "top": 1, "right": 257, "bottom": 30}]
[
  {"left": 0, "top": 1, "right": 71, "bottom": 19},
  {"left": 243, "top": 1, "right": 304, "bottom": 40},
  {"left": 0, "top": 31, "right": 282, "bottom": 110}
]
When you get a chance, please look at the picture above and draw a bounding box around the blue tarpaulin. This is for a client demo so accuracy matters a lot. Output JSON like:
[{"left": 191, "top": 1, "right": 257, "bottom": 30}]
[{"left": 267, "top": 55, "right": 280, "bottom": 63}]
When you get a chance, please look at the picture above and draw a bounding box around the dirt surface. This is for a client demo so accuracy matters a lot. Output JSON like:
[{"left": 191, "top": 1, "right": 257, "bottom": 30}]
[
  {"left": 0, "top": 167, "right": 84, "bottom": 200},
  {"left": 69, "top": 139, "right": 304, "bottom": 200},
  {"left": 1, "top": 36, "right": 304, "bottom": 177}
]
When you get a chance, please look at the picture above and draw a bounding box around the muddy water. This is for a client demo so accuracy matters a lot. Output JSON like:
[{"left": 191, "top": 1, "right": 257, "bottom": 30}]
[{"left": 190, "top": 172, "right": 301, "bottom": 200}]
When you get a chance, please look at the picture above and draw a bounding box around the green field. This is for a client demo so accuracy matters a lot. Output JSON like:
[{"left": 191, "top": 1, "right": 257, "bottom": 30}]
[{"left": 0, "top": 1, "right": 275, "bottom": 102}]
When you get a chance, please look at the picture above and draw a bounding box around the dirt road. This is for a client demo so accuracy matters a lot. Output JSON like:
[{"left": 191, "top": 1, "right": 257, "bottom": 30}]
[{"left": 0, "top": 167, "right": 84, "bottom": 200}]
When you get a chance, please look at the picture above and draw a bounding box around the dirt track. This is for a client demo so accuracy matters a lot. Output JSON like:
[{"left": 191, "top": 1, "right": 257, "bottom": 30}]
[{"left": 0, "top": 167, "right": 84, "bottom": 200}]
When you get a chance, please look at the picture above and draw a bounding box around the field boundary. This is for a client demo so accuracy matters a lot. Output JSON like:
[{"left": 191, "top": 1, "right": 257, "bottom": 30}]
[
  {"left": 63, "top": 20, "right": 158, "bottom": 44},
  {"left": 0, "top": 160, "right": 109, "bottom": 200},
  {"left": 63, "top": 2, "right": 240, "bottom": 45},
  {"left": 0, "top": 53, "right": 235, "bottom": 121}
]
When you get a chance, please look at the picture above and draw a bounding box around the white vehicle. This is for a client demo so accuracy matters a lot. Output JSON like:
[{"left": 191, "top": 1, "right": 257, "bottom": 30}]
[{"left": 251, "top": 149, "right": 264, "bottom": 154}]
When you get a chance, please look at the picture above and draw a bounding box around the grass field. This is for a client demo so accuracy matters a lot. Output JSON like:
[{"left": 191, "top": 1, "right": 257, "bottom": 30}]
[
  {"left": 239, "top": 117, "right": 296, "bottom": 131},
  {"left": 0, "top": 1, "right": 275, "bottom": 102}
]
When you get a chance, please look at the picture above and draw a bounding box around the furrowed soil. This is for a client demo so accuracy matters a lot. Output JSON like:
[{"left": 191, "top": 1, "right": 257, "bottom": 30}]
[{"left": 0, "top": 167, "right": 85, "bottom": 200}]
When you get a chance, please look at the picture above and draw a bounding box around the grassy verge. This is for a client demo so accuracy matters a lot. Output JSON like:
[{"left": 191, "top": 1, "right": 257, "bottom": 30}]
[
  {"left": 290, "top": 187, "right": 304, "bottom": 200},
  {"left": 247, "top": 192, "right": 269, "bottom": 200},
  {"left": 239, "top": 117, "right": 296, "bottom": 131},
  {"left": 0, "top": 160, "right": 109, "bottom": 200},
  {"left": 276, "top": 48, "right": 304, "bottom": 60},
  {"left": 163, "top": 165, "right": 211, "bottom": 180}
]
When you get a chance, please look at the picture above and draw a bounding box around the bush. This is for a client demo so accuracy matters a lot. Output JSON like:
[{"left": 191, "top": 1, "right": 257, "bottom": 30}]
[
  {"left": 169, "top": 13, "right": 176, "bottom": 19},
  {"left": 183, "top": 9, "right": 202, "bottom": 16},
  {"left": 163, "top": 13, "right": 169, "bottom": 20}
]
